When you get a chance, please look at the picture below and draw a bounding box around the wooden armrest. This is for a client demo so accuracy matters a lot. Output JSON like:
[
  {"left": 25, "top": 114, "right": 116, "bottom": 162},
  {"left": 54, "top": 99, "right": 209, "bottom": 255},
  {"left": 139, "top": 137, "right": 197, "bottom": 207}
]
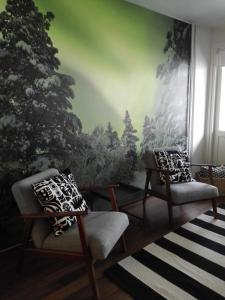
[
  {"left": 145, "top": 167, "right": 173, "bottom": 174},
  {"left": 145, "top": 167, "right": 157, "bottom": 172},
  {"left": 79, "top": 184, "right": 119, "bottom": 192},
  {"left": 80, "top": 184, "right": 119, "bottom": 212},
  {"left": 190, "top": 163, "right": 217, "bottom": 167},
  {"left": 21, "top": 210, "right": 88, "bottom": 219}
]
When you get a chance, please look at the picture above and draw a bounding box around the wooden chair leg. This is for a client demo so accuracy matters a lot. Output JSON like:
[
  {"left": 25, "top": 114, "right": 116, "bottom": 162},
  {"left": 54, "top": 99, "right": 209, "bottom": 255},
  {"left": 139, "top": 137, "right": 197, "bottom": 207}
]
[
  {"left": 17, "top": 219, "right": 33, "bottom": 273},
  {"left": 120, "top": 234, "right": 127, "bottom": 253},
  {"left": 167, "top": 202, "right": 174, "bottom": 228},
  {"left": 143, "top": 196, "right": 147, "bottom": 222},
  {"left": 86, "top": 259, "right": 100, "bottom": 300},
  {"left": 16, "top": 248, "right": 25, "bottom": 273},
  {"left": 143, "top": 170, "right": 151, "bottom": 222},
  {"left": 212, "top": 198, "right": 218, "bottom": 219}
]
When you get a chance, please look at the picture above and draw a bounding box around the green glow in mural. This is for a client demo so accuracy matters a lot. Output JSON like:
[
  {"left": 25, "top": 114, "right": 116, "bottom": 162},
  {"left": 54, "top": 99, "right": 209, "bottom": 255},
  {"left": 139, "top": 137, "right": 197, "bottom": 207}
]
[
  {"left": 0, "top": 0, "right": 172, "bottom": 137},
  {"left": 36, "top": 0, "right": 172, "bottom": 137}
]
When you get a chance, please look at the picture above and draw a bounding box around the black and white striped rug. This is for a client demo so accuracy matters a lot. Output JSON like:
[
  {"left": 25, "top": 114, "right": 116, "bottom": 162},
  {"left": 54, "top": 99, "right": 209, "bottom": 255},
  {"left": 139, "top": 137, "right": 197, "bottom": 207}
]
[{"left": 105, "top": 204, "right": 225, "bottom": 299}]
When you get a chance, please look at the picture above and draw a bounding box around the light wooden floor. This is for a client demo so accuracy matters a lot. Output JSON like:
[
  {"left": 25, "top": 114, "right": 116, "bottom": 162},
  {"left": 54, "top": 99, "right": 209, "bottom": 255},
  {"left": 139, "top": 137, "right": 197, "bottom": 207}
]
[{"left": 0, "top": 197, "right": 214, "bottom": 300}]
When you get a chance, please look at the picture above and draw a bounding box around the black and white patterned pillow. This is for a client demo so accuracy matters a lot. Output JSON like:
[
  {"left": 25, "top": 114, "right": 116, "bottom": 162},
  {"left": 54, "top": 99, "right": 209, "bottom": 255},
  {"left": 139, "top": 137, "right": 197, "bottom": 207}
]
[
  {"left": 154, "top": 151, "right": 179, "bottom": 183},
  {"left": 154, "top": 150, "right": 193, "bottom": 184},
  {"left": 199, "top": 165, "right": 225, "bottom": 178},
  {"left": 170, "top": 151, "right": 193, "bottom": 183},
  {"left": 32, "top": 170, "right": 87, "bottom": 236}
]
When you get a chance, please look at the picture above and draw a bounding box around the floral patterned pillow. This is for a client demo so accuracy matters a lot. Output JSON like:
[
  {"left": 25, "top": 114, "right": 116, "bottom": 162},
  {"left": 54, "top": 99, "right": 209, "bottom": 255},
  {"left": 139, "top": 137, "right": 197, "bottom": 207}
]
[{"left": 32, "top": 170, "right": 87, "bottom": 236}]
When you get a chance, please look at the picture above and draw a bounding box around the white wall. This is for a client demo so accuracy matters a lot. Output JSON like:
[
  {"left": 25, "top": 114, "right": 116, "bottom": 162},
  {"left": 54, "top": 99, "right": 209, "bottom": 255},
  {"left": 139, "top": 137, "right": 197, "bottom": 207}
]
[
  {"left": 212, "top": 27, "right": 225, "bottom": 44},
  {"left": 190, "top": 25, "right": 211, "bottom": 163}
]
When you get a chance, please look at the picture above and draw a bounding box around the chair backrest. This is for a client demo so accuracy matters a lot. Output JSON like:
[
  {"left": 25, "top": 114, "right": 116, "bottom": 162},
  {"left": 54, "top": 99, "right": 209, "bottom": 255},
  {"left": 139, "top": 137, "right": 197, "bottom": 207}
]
[
  {"left": 11, "top": 168, "right": 59, "bottom": 248},
  {"left": 143, "top": 146, "right": 181, "bottom": 189}
]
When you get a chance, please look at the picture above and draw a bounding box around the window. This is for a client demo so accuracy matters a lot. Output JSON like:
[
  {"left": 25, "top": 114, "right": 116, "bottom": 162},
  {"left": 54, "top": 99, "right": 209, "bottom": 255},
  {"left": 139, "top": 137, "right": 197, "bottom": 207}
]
[{"left": 219, "top": 67, "right": 225, "bottom": 131}]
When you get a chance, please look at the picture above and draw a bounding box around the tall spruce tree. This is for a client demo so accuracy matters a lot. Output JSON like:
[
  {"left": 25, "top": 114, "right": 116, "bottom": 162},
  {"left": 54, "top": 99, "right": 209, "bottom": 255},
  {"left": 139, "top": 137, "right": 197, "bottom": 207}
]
[
  {"left": 154, "top": 20, "right": 191, "bottom": 149},
  {"left": 105, "top": 122, "right": 120, "bottom": 149},
  {"left": 0, "top": 0, "right": 81, "bottom": 176},
  {"left": 156, "top": 20, "right": 191, "bottom": 81},
  {"left": 140, "top": 115, "right": 156, "bottom": 153},
  {"left": 121, "top": 110, "right": 138, "bottom": 170}
]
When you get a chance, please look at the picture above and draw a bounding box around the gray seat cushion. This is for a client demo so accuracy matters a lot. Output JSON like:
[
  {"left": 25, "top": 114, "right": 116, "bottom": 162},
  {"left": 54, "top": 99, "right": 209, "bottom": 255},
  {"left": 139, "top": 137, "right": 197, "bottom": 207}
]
[
  {"left": 154, "top": 181, "right": 219, "bottom": 204},
  {"left": 43, "top": 211, "right": 129, "bottom": 260}
]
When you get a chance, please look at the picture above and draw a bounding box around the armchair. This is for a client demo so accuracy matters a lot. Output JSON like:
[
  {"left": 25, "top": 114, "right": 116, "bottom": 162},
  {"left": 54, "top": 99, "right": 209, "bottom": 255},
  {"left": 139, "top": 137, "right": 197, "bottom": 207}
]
[
  {"left": 11, "top": 168, "right": 129, "bottom": 300},
  {"left": 143, "top": 147, "right": 219, "bottom": 227}
]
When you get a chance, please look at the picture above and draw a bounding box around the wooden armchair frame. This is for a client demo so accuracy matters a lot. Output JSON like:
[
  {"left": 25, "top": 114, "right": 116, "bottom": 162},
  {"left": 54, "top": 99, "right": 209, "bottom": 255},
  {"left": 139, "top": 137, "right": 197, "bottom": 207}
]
[
  {"left": 144, "top": 164, "right": 218, "bottom": 227},
  {"left": 18, "top": 184, "right": 126, "bottom": 300}
]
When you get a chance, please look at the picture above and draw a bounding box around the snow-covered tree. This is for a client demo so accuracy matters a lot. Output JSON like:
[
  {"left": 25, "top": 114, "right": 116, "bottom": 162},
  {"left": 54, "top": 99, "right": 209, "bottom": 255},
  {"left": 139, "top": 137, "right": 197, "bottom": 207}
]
[
  {"left": 0, "top": 0, "right": 81, "bottom": 176},
  {"left": 151, "top": 19, "right": 191, "bottom": 150},
  {"left": 156, "top": 20, "right": 191, "bottom": 81},
  {"left": 105, "top": 122, "right": 120, "bottom": 149},
  {"left": 0, "top": 0, "right": 83, "bottom": 240},
  {"left": 121, "top": 110, "right": 139, "bottom": 170},
  {"left": 140, "top": 115, "right": 156, "bottom": 153}
]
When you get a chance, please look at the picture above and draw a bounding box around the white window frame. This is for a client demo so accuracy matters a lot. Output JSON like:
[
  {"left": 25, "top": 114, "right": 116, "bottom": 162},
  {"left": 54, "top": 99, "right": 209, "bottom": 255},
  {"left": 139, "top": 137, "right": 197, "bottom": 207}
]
[{"left": 205, "top": 43, "right": 225, "bottom": 162}]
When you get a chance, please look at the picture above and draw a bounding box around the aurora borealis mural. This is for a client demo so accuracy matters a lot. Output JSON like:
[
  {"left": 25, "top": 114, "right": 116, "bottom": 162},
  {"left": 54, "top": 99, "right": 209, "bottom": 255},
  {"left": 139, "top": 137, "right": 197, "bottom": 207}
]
[{"left": 0, "top": 0, "right": 191, "bottom": 249}]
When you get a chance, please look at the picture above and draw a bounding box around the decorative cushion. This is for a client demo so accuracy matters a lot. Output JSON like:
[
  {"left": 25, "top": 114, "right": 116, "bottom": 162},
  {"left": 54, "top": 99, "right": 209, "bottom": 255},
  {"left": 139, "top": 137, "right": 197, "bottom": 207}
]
[
  {"left": 199, "top": 165, "right": 225, "bottom": 178},
  {"left": 32, "top": 169, "right": 87, "bottom": 236},
  {"left": 154, "top": 150, "right": 193, "bottom": 184}
]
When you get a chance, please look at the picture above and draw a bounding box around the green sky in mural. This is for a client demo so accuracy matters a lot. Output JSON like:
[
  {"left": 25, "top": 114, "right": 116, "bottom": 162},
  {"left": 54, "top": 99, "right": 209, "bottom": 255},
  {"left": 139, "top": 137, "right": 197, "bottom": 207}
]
[{"left": 0, "top": 0, "right": 172, "bottom": 138}]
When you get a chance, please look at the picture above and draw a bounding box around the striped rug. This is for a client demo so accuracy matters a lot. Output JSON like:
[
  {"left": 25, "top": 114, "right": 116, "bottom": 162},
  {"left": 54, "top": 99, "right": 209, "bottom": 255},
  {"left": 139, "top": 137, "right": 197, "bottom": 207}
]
[{"left": 105, "top": 204, "right": 225, "bottom": 299}]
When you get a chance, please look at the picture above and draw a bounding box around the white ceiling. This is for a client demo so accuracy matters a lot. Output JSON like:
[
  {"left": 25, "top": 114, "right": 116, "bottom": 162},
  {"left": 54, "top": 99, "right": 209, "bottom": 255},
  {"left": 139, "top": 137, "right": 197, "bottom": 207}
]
[{"left": 127, "top": 0, "right": 225, "bottom": 28}]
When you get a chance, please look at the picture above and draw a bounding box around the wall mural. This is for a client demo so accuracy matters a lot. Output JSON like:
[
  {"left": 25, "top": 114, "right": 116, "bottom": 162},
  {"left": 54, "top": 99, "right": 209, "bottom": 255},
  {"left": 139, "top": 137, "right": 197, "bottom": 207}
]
[{"left": 0, "top": 0, "right": 191, "bottom": 249}]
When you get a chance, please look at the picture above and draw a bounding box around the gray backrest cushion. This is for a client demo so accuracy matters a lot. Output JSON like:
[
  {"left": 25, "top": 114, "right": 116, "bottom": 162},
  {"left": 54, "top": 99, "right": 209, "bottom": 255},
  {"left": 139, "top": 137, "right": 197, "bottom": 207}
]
[
  {"left": 143, "top": 146, "right": 181, "bottom": 189},
  {"left": 11, "top": 168, "right": 59, "bottom": 248}
]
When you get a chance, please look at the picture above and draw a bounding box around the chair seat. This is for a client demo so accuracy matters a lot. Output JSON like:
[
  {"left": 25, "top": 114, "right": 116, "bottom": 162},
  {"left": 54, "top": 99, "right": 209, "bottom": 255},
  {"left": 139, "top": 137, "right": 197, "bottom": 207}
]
[
  {"left": 154, "top": 181, "right": 219, "bottom": 204},
  {"left": 42, "top": 211, "right": 129, "bottom": 260}
]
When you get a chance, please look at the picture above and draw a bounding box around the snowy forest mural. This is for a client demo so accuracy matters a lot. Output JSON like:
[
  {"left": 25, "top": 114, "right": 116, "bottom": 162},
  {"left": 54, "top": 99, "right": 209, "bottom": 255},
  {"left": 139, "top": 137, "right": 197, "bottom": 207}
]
[{"left": 0, "top": 0, "right": 191, "bottom": 249}]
